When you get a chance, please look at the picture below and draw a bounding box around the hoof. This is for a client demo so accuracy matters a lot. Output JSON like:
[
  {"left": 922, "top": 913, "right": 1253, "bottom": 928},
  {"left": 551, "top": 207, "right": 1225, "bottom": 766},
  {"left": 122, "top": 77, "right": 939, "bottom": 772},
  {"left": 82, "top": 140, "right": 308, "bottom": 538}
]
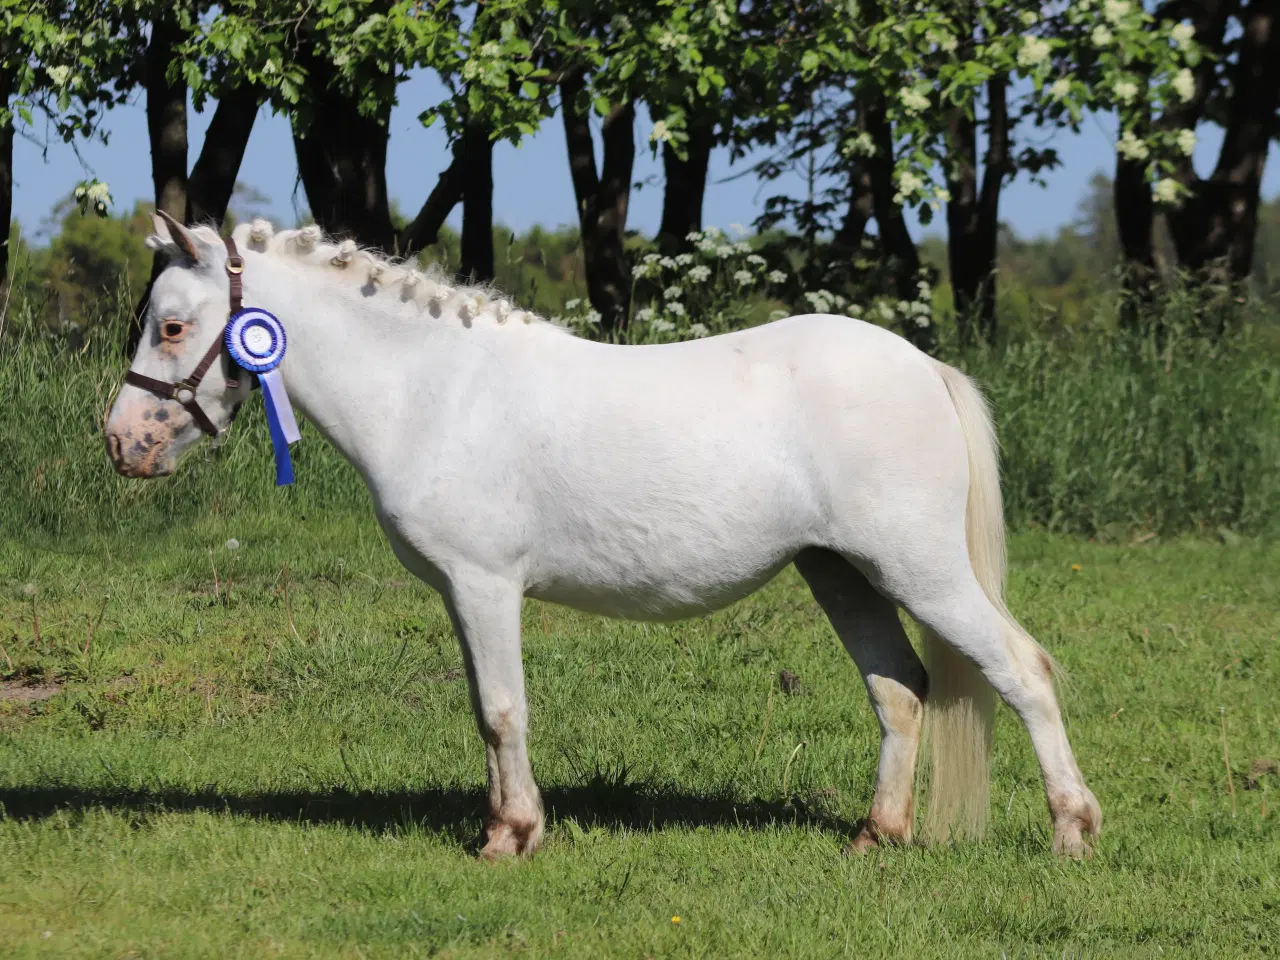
[
  {"left": 842, "top": 827, "right": 880, "bottom": 856},
  {"left": 1050, "top": 787, "right": 1101, "bottom": 859},
  {"left": 842, "top": 816, "right": 910, "bottom": 857},
  {"left": 479, "top": 818, "right": 543, "bottom": 861}
]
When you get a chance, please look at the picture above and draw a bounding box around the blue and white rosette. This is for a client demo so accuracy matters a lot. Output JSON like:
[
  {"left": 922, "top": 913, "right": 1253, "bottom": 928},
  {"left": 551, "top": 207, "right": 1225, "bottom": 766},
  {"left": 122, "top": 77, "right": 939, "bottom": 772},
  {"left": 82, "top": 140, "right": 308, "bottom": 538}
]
[{"left": 226, "top": 308, "right": 301, "bottom": 486}]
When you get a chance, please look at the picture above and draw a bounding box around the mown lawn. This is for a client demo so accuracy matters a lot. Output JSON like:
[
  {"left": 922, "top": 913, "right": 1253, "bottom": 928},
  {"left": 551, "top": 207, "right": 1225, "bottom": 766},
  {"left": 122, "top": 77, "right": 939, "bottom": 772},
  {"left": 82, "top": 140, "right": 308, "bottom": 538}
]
[{"left": 1, "top": 515, "right": 1276, "bottom": 958}]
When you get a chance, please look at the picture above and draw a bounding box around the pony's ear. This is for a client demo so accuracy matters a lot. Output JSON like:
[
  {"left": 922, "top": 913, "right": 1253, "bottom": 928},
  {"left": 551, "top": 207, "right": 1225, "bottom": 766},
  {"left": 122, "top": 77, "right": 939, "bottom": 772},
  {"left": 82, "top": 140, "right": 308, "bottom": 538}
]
[{"left": 148, "top": 210, "right": 205, "bottom": 264}]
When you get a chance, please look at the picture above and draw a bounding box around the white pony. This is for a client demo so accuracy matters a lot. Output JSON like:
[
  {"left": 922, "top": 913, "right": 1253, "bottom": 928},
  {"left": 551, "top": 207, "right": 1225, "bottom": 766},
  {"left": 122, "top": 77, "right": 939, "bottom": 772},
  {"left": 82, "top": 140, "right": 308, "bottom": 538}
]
[{"left": 106, "top": 213, "right": 1101, "bottom": 859}]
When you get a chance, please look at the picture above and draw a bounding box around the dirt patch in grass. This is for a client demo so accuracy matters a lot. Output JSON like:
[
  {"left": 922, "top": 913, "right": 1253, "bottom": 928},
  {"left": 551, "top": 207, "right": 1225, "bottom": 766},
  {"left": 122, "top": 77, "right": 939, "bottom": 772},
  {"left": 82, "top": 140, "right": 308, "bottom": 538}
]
[{"left": 0, "top": 679, "right": 62, "bottom": 703}]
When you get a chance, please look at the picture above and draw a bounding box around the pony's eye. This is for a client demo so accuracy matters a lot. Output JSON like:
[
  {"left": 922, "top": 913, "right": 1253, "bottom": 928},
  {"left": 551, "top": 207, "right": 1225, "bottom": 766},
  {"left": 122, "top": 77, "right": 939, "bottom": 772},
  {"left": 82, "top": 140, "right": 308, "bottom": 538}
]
[{"left": 161, "top": 319, "right": 186, "bottom": 341}]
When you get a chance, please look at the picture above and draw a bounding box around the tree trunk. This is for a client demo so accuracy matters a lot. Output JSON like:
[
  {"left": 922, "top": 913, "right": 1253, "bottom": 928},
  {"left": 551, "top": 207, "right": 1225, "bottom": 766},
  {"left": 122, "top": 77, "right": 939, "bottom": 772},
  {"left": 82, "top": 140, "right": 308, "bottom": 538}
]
[
  {"left": 186, "top": 84, "right": 261, "bottom": 226},
  {"left": 130, "top": 13, "right": 191, "bottom": 353},
  {"left": 146, "top": 14, "right": 188, "bottom": 221},
  {"left": 459, "top": 117, "right": 494, "bottom": 283},
  {"left": 1167, "top": 0, "right": 1280, "bottom": 284},
  {"left": 1114, "top": 153, "right": 1158, "bottom": 330},
  {"left": 832, "top": 162, "right": 874, "bottom": 256},
  {"left": 863, "top": 95, "right": 933, "bottom": 353},
  {"left": 0, "top": 67, "right": 14, "bottom": 305},
  {"left": 945, "top": 76, "right": 1007, "bottom": 345},
  {"left": 657, "top": 123, "right": 714, "bottom": 253},
  {"left": 561, "top": 69, "right": 634, "bottom": 336},
  {"left": 292, "top": 84, "right": 395, "bottom": 251},
  {"left": 398, "top": 153, "right": 463, "bottom": 257}
]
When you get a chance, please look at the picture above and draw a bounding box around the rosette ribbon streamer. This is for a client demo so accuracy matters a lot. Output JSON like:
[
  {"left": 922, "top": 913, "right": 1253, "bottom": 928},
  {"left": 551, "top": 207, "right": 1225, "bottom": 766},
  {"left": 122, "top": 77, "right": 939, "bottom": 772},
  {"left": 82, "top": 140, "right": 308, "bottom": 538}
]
[{"left": 226, "top": 308, "right": 301, "bottom": 485}]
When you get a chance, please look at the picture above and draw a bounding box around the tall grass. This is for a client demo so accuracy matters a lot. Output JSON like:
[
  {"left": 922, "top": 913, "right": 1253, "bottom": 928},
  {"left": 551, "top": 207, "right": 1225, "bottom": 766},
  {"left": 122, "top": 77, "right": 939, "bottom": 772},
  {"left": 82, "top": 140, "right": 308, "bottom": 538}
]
[
  {"left": 2, "top": 287, "right": 1276, "bottom": 541},
  {"left": 953, "top": 323, "right": 1280, "bottom": 538}
]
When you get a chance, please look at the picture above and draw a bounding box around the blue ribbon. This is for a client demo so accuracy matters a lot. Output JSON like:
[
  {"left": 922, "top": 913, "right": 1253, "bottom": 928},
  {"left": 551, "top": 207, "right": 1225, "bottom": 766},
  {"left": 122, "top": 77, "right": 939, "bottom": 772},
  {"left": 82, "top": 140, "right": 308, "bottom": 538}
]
[{"left": 225, "top": 308, "right": 301, "bottom": 486}]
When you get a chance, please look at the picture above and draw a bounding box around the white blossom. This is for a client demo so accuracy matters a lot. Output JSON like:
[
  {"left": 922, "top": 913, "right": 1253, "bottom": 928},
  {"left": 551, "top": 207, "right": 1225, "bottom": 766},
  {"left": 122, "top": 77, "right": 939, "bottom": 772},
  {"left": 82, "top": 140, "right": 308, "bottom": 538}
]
[
  {"left": 674, "top": 253, "right": 694, "bottom": 266},
  {"left": 685, "top": 231, "right": 704, "bottom": 243},
  {"left": 687, "top": 265, "right": 711, "bottom": 283},
  {"left": 1176, "top": 128, "right": 1197, "bottom": 156},
  {"left": 1116, "top": 130, "right": 1150, "bottom": 161},
  {"left": 635, "top": 307, "right": 657, "bottom": 323},
  {"left": 1103, "top": 0, "right": 1130, "bottom": 23},
  {"left": 746, "top": 254, "right": 767, "bottom": 268},
  {"left": 650, "top": 120, "right": 673, "bottom": 143},
  {"left": 1020, "top": 11, "right": 1039, "bottom": 26},
  {"left": 1091, "top": 25, "right": 1113, "bottom": 46},
  {"left": 733, "top": 270, "right": 755, "bottom": 286},
  {"left": 688, "top": 323, "right": 709, "bottom": 338},
  {"left": 894, "top": 169, "right": 924, "bottom": 203},
  {"left": 652, "top": 317, "right": 675, "bottom": 333},
  {"left": 659, "top": 256, "right": 677, "bottom": 269},
  {"left": 1153, "top": 178, "right": 1180, "bottom": 204},
  {"left": 844, "top": 131, "right": 876, "bottom": 157},
  {"left": 564, "top": 298, "right": 582, "bottom": 311},
  {"left": 46, "top": 65, "right": 72, "bottom": 87},
  {"left": 1172, "top": 68, "right": 1195, "bottom": 103},
  {"left": 667, "top": 302, "right": 686, "bottom": 317},
  {"left": 1171, "top": 22, "right": 1195, "bottom": 49},
  {"left": 1018, "top": 37, "right": 1051, "bottom": 69},
  {"left": 1112, "top": 78, "right": 1138, "bottom": 104},
  {"left": 225, "top": 538, "right": 240, "bottom": 551},
  {"left": 1050, "top": 77, "right": 1073, "bottom": 100},
  {"left": 767, "top": 270, "right": 788, "bottom": 284},
  {"left": 715, "top": 245, "right": 736, "bottom": 259},
  {"left": 480, "top": 41, "right": 501, "bottom": 57},
  {"left": 901, "top": 88, "right": 930, "bottom": 113},
  {"left": 663, "top": 285, "right": 683, "bottom": 300}
]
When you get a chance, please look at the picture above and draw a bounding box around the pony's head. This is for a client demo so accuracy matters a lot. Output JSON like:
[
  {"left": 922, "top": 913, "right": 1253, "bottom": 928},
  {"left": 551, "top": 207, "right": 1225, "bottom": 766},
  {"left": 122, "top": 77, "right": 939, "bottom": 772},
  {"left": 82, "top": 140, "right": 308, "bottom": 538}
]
[{"left": 105, "top": 212, "right": 252, "bottom": 477}]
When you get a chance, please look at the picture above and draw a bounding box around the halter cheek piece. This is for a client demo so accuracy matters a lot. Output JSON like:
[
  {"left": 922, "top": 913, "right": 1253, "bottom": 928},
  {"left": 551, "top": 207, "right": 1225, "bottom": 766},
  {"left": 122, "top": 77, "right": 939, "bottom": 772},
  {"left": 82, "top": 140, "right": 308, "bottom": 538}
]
[{"left": 124, "top": 236, "right": 252, "bottom": 437}]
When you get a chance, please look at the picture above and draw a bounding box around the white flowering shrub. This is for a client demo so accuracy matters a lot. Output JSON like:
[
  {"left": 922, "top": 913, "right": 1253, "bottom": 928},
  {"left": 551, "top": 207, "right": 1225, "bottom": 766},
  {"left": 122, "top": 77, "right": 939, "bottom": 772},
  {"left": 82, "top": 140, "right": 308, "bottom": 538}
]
[
  {"left": 554, "top": 227, "right": 939, "bottom": 344},
  {"left": 555, "top": 228, "right": 790, "bottom": 343}
]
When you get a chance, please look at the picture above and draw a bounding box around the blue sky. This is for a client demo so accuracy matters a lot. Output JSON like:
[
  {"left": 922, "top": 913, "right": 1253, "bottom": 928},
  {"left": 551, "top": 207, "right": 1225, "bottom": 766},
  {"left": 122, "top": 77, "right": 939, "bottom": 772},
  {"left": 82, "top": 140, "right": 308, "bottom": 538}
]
[{"left": 14, "top": 69, "right": 1279, "bottom": 244}]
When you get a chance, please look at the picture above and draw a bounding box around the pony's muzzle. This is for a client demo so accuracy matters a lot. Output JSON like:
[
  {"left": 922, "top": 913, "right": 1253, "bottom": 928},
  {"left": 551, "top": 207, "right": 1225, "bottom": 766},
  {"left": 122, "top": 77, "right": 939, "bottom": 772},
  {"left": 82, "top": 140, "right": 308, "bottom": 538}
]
[{"left": 104, "top": 427, "right": 174, "bottom": 478}]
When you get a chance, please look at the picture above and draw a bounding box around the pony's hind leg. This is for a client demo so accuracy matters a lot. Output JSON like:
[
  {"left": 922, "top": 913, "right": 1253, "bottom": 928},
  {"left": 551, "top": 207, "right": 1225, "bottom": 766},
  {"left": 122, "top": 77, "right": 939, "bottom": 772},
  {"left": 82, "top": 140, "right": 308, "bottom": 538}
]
[
  {"left": 889, "top": 557, "right": 1101, "bottom": 857},
  {"left": 795, "top": 548, "right": 928, "bottom": 853}
]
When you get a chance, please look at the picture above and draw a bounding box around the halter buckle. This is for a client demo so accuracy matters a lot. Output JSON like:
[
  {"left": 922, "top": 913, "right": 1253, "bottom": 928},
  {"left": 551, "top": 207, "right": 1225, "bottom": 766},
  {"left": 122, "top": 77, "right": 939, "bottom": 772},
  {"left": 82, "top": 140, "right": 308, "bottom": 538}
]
[
  {"left": 226, "top": 259, "right": 244, "bottom": 275},
  {"left": 173, "top": 380, "right": 198, "bottom": 405}
]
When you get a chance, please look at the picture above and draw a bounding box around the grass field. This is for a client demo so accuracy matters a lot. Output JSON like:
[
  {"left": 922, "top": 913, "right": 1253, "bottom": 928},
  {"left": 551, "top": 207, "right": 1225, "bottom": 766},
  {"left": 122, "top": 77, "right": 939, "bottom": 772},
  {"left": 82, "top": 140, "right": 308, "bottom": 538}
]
[{"left": 1, "top": 512, "right": 1276, "bottom": 958}]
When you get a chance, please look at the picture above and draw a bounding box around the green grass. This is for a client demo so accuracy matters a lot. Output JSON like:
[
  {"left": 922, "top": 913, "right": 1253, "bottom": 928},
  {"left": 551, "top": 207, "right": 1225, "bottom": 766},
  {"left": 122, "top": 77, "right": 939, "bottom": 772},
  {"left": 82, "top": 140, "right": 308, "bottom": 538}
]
[{"left": 2, "top": 515, "right": 1277, "bottom": 958}]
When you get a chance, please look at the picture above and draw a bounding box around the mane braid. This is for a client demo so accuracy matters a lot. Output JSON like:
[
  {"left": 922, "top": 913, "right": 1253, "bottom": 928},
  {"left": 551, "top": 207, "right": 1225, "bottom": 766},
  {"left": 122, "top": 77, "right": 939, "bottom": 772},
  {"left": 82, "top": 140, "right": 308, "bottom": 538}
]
[{"left": 234, "top": 222, "right": 566, "bottom": 335}]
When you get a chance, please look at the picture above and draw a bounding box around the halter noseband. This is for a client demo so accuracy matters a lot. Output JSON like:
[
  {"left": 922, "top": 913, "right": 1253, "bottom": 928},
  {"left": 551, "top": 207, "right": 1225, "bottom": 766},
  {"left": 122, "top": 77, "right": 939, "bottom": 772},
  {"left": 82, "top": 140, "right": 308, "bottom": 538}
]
[{"left": 125, "top": 235, "right": 249, "bottom": 437}]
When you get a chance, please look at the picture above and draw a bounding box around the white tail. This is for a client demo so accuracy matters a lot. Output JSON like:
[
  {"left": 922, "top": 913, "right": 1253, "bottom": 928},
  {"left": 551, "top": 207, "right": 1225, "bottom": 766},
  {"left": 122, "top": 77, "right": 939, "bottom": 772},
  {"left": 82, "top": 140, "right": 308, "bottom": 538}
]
[{"left": 918, "top": 360, "right": 1057, "bottom": 843}]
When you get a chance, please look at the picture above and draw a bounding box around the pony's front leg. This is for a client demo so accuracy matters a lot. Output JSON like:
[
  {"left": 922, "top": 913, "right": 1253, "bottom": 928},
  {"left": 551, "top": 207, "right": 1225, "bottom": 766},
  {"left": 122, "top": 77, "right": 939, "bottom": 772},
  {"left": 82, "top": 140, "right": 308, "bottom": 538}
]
[{"left": 444, "top": 569, "right": 544, "bottom": 859}]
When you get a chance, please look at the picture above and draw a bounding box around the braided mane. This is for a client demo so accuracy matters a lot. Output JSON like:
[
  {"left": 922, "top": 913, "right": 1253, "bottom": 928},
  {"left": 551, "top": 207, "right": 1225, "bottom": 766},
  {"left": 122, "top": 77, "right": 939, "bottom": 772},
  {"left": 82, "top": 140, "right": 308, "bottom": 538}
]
[{"left": 152, "top": 218, "right": 566, "bottom": 334}]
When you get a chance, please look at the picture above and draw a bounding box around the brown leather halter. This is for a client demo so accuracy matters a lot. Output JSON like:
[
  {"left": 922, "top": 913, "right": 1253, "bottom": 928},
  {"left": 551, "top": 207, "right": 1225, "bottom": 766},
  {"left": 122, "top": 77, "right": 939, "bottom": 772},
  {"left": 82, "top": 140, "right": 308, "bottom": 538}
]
[{"left": 125, "top": 236, "right": 248, "bottom": 437}]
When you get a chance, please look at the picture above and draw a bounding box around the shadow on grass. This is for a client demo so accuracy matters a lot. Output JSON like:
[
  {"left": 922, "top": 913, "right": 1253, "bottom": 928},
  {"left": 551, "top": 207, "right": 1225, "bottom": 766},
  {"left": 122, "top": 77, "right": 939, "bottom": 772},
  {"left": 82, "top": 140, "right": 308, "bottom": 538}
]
[{"left": 0, "top": 779, "right": 857, "bottom": 850}]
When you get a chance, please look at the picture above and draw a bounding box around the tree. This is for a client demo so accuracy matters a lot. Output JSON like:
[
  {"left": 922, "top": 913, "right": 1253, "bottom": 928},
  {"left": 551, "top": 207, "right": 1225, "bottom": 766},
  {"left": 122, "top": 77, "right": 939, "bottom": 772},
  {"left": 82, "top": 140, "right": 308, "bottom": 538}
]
[
  {"left": 1161, "top": 0, "right": 1279, "bottom": 285},
  {"left": 767, "top": 0, "right": 1193, "bottom": 346},
  {"left": 0, "top": 1, "right": 117, "bottom": 298}
]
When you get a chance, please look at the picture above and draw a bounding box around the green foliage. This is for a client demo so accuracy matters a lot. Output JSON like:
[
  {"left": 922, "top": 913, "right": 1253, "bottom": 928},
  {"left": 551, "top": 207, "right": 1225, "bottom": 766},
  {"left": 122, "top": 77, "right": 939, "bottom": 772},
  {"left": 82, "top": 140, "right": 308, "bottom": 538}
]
[{"left": 806, "top": 0, "right": 1197, "bottom": 212}]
